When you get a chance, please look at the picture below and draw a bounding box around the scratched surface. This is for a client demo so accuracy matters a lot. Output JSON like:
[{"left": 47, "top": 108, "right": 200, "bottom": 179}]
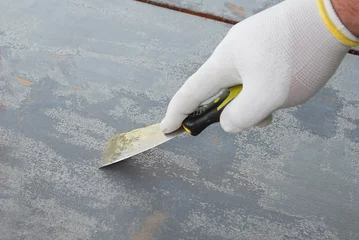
[{"left": 0, "top": 0, "right": 359, "bottom": 239}]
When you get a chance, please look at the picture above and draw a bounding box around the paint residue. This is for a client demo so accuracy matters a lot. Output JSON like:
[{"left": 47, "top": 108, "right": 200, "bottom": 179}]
[
  {"left": 101, "top": 132, "right": 136, "bottom": 166},
  {"left": 100, "top": 123, "right": 178, "bottom": 167},
  {"left": 43, "top": 108, "right": 117, "bottom": 151}
]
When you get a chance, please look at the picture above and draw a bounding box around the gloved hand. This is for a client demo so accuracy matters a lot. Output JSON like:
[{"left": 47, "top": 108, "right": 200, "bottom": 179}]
[{"left": 160, "top": 0, "right": 359, "bottom": 133}]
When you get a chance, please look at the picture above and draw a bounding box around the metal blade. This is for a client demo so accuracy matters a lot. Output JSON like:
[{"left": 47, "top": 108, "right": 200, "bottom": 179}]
[{"left": 100, "top": 123, "right": 184, "bottom": 168}]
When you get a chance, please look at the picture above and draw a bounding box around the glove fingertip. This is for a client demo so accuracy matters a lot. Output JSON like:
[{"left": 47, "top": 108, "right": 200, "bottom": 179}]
[
  {"left": 160, "top": 117, "right": 181, "bottom": 134},
  {"left": 220, "top": 113, "right": 245, "bottom": 133}
]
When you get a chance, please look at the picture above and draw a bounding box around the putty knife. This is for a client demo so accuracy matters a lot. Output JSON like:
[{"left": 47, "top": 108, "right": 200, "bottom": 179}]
[{"left": 99, "top": 85, "right": 243, "bottom": 168}]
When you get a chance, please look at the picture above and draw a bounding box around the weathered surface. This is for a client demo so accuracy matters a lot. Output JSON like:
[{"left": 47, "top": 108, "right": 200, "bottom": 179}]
[
  {"left": 149, "top": 0, "right": 283, "bottom": 21},
  {"left": 148, "top": 0, "right": 359, "bottom": 52},
  {"left": 0, "top": 0, "right": 358, "bottom": 239}
]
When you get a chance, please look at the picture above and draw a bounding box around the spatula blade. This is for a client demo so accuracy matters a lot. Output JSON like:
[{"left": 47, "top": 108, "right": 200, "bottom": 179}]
[{"left": 100, "top": 123, "right": 184, "bottom": 168}]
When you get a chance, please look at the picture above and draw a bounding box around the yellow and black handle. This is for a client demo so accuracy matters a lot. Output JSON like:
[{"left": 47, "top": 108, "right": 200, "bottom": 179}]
[{"left": 182, "top": 85, "right": 243, "bottom": 136}]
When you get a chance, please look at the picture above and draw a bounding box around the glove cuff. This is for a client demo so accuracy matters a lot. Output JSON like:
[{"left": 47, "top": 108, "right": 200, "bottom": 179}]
[{"left": 318, "top": 0, "right": 359, "bottom": 47}]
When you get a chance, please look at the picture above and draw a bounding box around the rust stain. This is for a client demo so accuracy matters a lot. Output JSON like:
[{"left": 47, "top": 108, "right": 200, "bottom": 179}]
[
  {"left": 225, "top": 3, "right": 245, "bottom": 15},
  {"left": 134, "top": 0, "right": 238, "bottom": 25},
  {"left": 72, "top": 86, "right": 83, "bottom": 91},
  {"left": 211, "top": 135, "right": 222, "bottom": 147},
  {"left": 135, "top": 0, "right": 357, "bottom": 57},
  {"left": 17, "top": 115, "right": 24, "bottom": 121},
  {"left": 17, "top": 77, "right": 34, "bottom": 86},
  {"left": 0, "top": 104, "right": 6, "bottom": 112},
  {"left": 209, "top": 160, "right": 215, "bottom": 164},
  {"left": 348, "top": 49, "right": 359, "bottom": 56},
  {"left": 130, "top": 212, "right": 168, "bottom": 240}
]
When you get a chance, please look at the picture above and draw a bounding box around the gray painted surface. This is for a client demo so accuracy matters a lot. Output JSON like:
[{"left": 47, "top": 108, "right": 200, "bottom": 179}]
[
  {"left": 151, "top": 0, "right": 283, "bottom": 22},
  {"left": 151, "top": 0, "right": 359, "bottom": 52},
  {"left": 0, "top": 0, "right": 359, "bottom": 239}
]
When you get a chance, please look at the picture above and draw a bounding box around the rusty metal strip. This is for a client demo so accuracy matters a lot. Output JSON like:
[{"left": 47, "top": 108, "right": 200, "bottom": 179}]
[
  {"left": 134, "top": 0, "right": 237, "bottom": 25},
  {"left": 135, "top": 0, "right": 359, "bottom": 56},
  {"left": 348, "top": 49, "right": 359, "bottom": 56}
]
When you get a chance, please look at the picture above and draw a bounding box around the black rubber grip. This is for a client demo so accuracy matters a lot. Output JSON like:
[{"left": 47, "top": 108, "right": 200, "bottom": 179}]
[{"left": 182, "top": 89, "right": 231, "bottom": 136}]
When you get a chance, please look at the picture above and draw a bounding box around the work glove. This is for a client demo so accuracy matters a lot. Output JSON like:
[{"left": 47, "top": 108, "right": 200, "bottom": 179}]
[{"left": 160, "top": 0, "right": 359, "bottom": 133}]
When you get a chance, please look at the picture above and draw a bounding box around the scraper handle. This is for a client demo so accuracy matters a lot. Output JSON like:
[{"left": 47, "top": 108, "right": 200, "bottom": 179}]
[{"left": 182, "top": 85, "right": 243, "bottom": 136}]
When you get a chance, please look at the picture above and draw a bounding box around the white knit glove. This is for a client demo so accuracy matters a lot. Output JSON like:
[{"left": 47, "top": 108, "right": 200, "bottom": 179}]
[{"left": 160, "top": 0, "right": 359, "bottom": 133}]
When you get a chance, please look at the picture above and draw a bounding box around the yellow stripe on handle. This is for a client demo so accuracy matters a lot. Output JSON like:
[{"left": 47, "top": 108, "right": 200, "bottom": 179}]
[
  {"left": 182, "top": 85, "right": 243, "bottom": 136},
  {"left": 317, "top": 0, "right": 359, "bottom": 47},
  {"left": 217, "top": 85, "right": 243, "bottom": 111},
  {"left": 182, "top": 125, "right": 192, "bottom": 135}
]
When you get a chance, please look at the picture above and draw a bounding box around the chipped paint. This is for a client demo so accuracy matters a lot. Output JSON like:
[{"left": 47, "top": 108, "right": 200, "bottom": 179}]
[{"left": 0, "top": 0, "right": 358, "bottom": 239}]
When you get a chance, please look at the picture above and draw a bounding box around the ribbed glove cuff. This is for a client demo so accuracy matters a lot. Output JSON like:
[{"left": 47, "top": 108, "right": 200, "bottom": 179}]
[{"left": 318, "top": 0, "right": 359, "bottom": 47}]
